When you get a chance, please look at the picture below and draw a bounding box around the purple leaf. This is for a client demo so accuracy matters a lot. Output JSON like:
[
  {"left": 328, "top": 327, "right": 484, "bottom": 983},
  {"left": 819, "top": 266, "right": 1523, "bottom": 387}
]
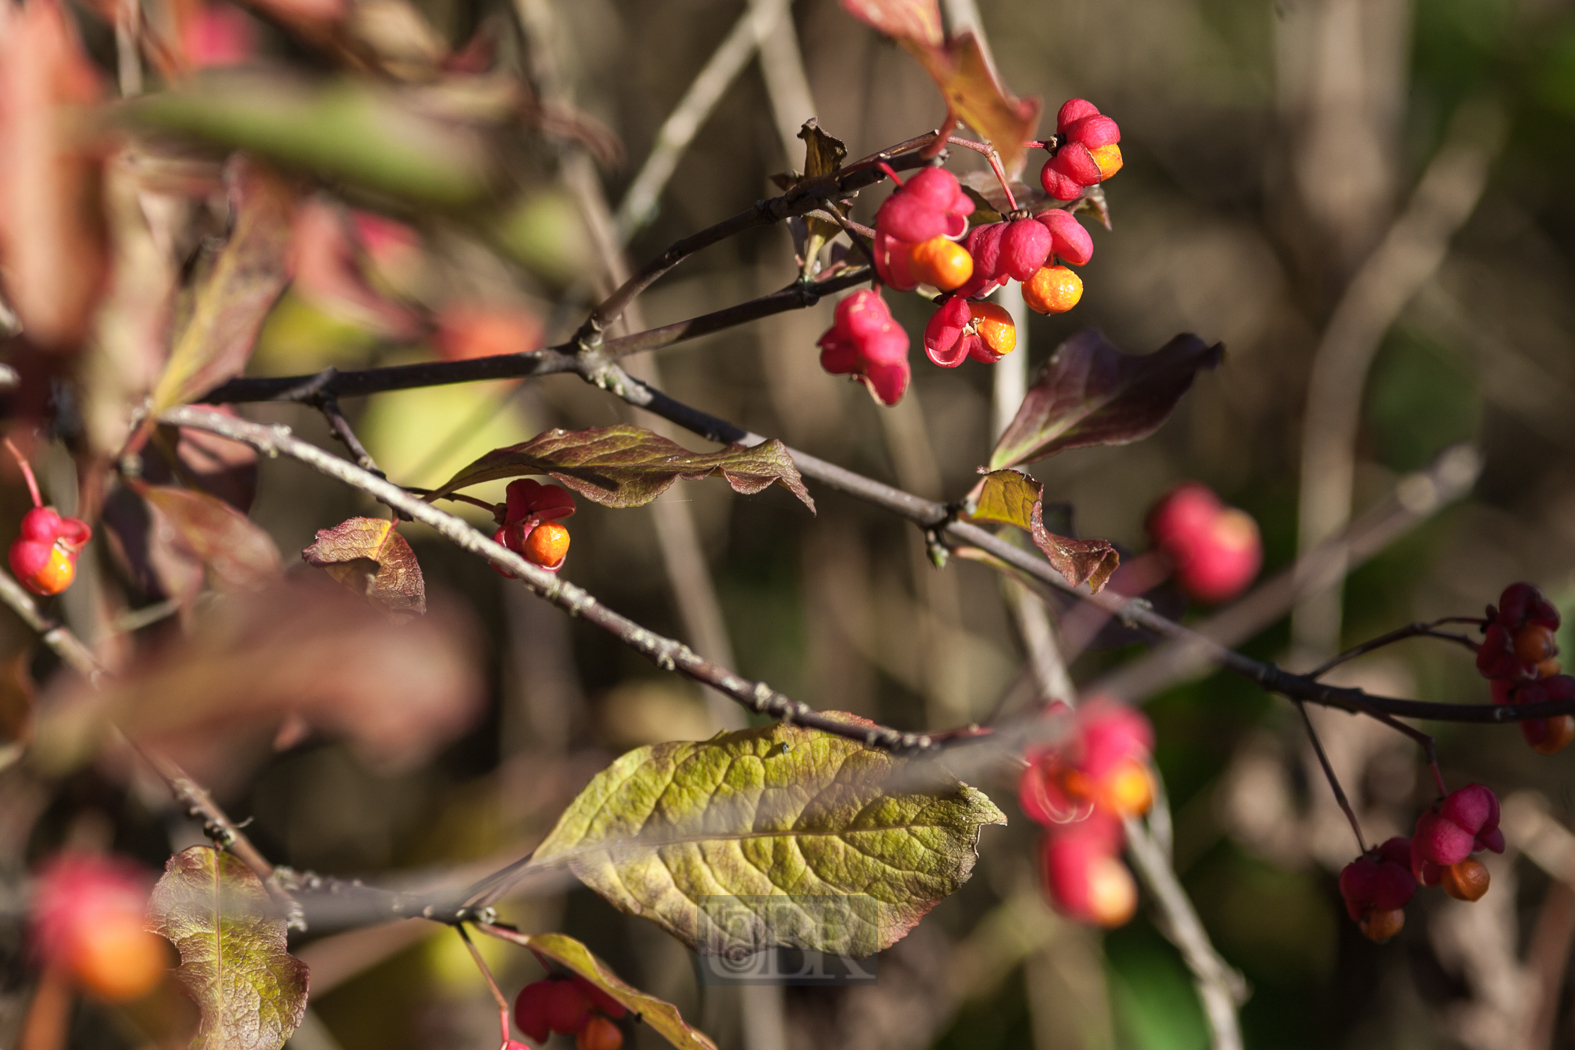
[{"left": 991, "top": 330, "right": 1223, "bottom": 470}]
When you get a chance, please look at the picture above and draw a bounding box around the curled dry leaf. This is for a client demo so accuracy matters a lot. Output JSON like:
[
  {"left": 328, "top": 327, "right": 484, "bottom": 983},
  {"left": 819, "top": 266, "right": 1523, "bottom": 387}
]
[
  {"left": 839, "top": 0, "right": 1040, "bottom": 176},
  {"left": 965, "top": 469, "right": 1119, "bottom": 592},
  {"left": 34, "top": 577, "right": 482, "bottom": 777},
  {"left": 149, "top": 157, "right": 294, "bottom": 414},
  {"left": 991, "top": 330, "right": 1225, "bottom": 470},
  {"left": 481, "top": 928, "right": 718, "bottom": 1050},
  {"left": 1030, "top": 499, "right": 1119, "bottom": 594},
  {"left": 433, "top": 424, "right": 815, "bottom": 511},
  {"left": 0, "top": 0, "right": 106, "bottom": 349},
  {"left": 150, "top": 846, "right": 308, "bottom": 1050},
  {"left": 531, "top": 715, "right": 1005, "bottom": 957},
  {"left": 301, "top": 516, "right": 425, "bottom": 616},
  {"left": 133, "top": 483, "right": 282, "bottom": 592}
]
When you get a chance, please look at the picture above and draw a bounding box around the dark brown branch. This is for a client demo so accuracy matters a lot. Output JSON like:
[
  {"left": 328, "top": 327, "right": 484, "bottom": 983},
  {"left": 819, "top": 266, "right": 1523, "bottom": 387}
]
[
  {"left": 570, "top": 136, "right": 938, "bottom": 348},
  {"left": 200, "top": 268, "right": 872, "bottom": 405},
  {"left": 599, "top": 377, "right": 1575, "bottom": 727}
]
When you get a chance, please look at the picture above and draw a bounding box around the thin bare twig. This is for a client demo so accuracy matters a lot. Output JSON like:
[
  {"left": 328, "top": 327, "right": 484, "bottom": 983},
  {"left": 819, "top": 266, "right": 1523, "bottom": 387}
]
[
  {"left": 1293, "top": 98, "right": 1507, "bottom": 658},
  {"left": 1305, "top": 617, "right": 1483, "bottom": 679},
  {"left": 1295, "top": 701, "right": 1367, "bottom": 853},
  {"left": 1123, "top": 816, "right": 1249, "bottom": 1050},
  {"left": 613, "top": 0, "right": 795, "bottom": 241}
]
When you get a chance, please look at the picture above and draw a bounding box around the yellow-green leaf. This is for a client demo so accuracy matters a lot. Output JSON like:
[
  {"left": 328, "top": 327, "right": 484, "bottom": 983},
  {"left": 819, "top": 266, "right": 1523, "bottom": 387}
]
[
  {"left": 532, "top": 717, "right": 1005, "bottom": 956},
  {"left": 964, "top": 469, "right": 1040, "bottom": 531},
  {"left": 481, "top": 928, "right": 717, "bottom": 1050},
  {"left": 149, "top": 847, "right": 308, "bottom": 1050}
]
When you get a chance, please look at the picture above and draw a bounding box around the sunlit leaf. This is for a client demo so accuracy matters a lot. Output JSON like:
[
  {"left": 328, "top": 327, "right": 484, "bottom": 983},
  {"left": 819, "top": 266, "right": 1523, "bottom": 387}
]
[
  {"left": 149, "top": 158, "right": 293, "bottom": 413},
  {"left": 916, "top": 33, "right": 1041, "bottom": 178},
  {"left": 122, "top": 71, "right": 499, "bottom": 206},
  {"left": 991, "top": 330, "right": 1225, "bottom": 470},
  {"left": 964, "top": 469, "right": 1040, "bottom": 531},
  {"left": 302, "top": 516, "right": 426, "bottom": 616},
  {"left": 432, "top": 425, "right": 814, "bottom": 511},
  {"left": 149, "top": 846, "right": 308, "bottom": 1050},
  {"left": 483, "top": 929, "right": 718, "bottom": 1050},
  {"left": 533, "top": 716, "right": 1005, "bottom": 956},
  {"left": 839, "top": 2, "right": 1040, "bottom": 176},
  {"left": 1030, "top": 500, "right": 1119, "bottom": 593},
  {"left": 799, "top": 119, "right": 848, "bottom": 179},
  {"left": 136, "top": 483, "right": 283, "bottom": 591}
]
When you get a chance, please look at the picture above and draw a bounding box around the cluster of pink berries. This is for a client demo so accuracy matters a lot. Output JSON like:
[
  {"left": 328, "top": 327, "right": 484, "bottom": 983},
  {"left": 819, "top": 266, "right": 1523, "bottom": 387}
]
[
  {"left": 514, "top": 975, "right": 625, "bottom": 1050},
  {"left": 817, "top": 99, "right": 1119, "bottom": 405},
  {"left": 1479, "top": 583, "right": 1572, "bottom": 754},
  {"left": 1020, "top": 700, "right": 1155, "bottom": 927},
  {"left": 1146, "top": 483, "right": 1263, "bottom": 604},
  {"left": 491, "top": 479, "right": 575, "bottom": 577},
  {"left": 1339, "top": 784, "right": 1503, "bottom": 942}
]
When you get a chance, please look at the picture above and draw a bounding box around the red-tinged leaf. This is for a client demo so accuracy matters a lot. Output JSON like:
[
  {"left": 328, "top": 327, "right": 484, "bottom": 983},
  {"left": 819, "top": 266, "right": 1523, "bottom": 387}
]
[
  {"left": 0, "top": 0, "right": 106, "bottom": 350},
  {"left": 135, "top": 483, "right": 282, "bottom": 591},
  {"left": 991, "top": 330, "right": 1224, "bottom": 470},
  {"left": 840, "top": 0, "right": 1040, "bottom": 178},
  {"left": 149, "top": 157, "right": 294, "bottom": 413},
  {"left": 432, "top": 425, "right": 815, "bottom": 512},
  {"left": 839, "top": 0, "right": 941, "bottom": 47},
  {"left": 482, "top": 929, "right": 718, "bottom": 1050},
  {"left": 1030, "top": 499, "right": 1119, "bottom": 593},
  {"left": 301, "top": 516, "right": 425, "bottom": 617},
  {"left": 35, "top": 578, "right": 484, "bottom": 776},
  {"left": 919, "top": 33, "right": 1042, "bottom": 178},
  {"left": 963, "top": 469, "right": 1040, "bottom": 531},
  {"left": 149, "top": 846, "right": 308, "bottom": 1050}
]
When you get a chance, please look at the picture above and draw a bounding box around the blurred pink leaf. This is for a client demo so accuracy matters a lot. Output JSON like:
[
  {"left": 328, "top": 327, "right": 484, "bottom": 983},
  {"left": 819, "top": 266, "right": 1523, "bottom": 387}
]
[
  {"left": 291, "top": 200, "right": 421, "bottom": 337},
  {"left": 0, "top": 0, "right": 107, "bottom": 349},
  {"left": 433, "top": 304, "right": 542, "bottom": 361},
  {"left": 990, "top": 330, "right": 1224, "bottom": 470},
  {"left": 149, "top": 156, "right": 294, "bottom": 413},
  {"left": 433, "top": 425, "right": 815, "bottom": 511},
  {"left": 37, "top": 577, "right": 484, "bottom": 774},
  {"left": 301, "top": 516, "right": 425, "bottom": 617},
  {"left": 134, "top": 482, "right": 282, "bottom": 591}
]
